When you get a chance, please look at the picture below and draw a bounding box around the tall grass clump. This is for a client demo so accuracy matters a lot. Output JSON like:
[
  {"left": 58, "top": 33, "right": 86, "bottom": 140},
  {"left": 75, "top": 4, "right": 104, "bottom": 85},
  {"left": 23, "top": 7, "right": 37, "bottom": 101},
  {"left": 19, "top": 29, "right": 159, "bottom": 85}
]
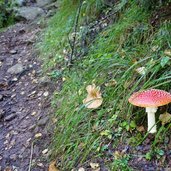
[{"left": 39, "top": 0, "right": 171, "bottom": 170}]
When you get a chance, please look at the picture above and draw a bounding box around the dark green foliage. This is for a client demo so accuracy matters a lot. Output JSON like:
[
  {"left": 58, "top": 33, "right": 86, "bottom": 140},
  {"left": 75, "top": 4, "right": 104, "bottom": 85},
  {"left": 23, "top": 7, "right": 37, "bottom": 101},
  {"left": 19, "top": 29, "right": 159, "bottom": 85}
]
[{"left": 0, "top": 0, "right": 14, "bottom": 28}]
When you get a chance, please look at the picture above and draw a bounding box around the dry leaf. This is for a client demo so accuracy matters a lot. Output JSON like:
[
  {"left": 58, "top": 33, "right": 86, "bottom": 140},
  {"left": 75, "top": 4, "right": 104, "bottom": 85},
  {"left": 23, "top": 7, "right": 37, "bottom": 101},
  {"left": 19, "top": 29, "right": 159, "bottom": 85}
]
[
  {"left": 34, "top": 133, "right": 42, "bottom": 138},
  {"left": 90, "top": 162, "right": 100, "bottom": 170},
  {"left": 105, "top": 79, "right": 117, "bottom": 87},
  {"left": 48, "top": 161, "right": 59, "bottom": 171},
  {"left": 31, "top": 111, "right": 37, "bottom": 116},
  {"left": 114, "top": 151, "right": 124, "bottom": 160},
  {"left": 4, "top": 167, "right": 12, "bottom": 171},
  {"left": 151, "top": 46, "right": 159, "bottom": 52},
  {"left": 136, "top": 125, "right": 145, "bottom": 132},
  {"left": 164, "top": 49, "right": 171, "bottom": 57},
  {"left": 135, "top": 67, "right": 146, "bottom": 75},
  {"left": 83, "top": 84, "right": 103, "bottom": 109},
  {"left": 159, "top": 112, "right": 171, "bottom": 125}
]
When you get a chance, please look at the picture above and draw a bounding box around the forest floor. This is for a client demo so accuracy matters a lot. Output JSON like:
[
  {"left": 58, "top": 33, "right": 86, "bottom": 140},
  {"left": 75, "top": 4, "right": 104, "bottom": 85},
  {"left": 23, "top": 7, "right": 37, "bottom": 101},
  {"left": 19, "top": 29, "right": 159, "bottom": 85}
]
[{"left": 0, "top": 20, "right": 56, "bottom": 171}]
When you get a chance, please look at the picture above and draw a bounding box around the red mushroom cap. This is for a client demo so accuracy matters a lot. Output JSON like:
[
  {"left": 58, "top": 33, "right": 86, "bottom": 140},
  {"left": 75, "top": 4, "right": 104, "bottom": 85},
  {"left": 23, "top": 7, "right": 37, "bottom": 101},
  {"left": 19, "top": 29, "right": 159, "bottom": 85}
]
[{"left": 129, "top": 89, "right": 171, "bottom": 107}]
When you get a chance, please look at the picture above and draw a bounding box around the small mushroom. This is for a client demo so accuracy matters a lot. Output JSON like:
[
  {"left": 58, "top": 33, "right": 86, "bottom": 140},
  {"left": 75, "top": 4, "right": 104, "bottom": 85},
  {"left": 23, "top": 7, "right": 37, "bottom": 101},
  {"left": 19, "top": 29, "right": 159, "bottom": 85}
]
[
  {"left": 83, "top": 84, "right": 103, "bottom": 109},
  {"left": 129, "top": 89, "right": 171, "bottom": 133}
]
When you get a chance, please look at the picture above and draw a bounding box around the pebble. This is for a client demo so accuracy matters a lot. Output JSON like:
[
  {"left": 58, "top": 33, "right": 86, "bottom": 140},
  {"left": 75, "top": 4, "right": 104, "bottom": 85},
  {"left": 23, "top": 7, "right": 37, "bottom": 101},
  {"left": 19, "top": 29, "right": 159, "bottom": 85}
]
[
  {"left": 9, "top": 50, "right": 17, "bottom": 54},
  {"left": 38, "top": 76, "right": 51, "bottom": 87},
  {"left": 0, "top": 94, "right": 3, "bottom": 101},
  {"left": 0, "top": 109, "right": 5, "bottom": 119},
  {"left": 10, "top": 154, "right": 17, "bottom": 161},
  {"left": 37, "top": 117, "right": 49, "bottom": 126},
  {"left": 7, "top": 64, "right": 24, "bottom": 75},
  {"left": 34, "top": 133, "right": 42, "bottom": 138},
  {"left": 42, "top": 149, "right": 48, "bottom": 154},
  {"left": 43, "top": 91, "right": 49, "bottom": 97},
  {"left": 4, "top": 114, "right": 17, "bottom": 121}
]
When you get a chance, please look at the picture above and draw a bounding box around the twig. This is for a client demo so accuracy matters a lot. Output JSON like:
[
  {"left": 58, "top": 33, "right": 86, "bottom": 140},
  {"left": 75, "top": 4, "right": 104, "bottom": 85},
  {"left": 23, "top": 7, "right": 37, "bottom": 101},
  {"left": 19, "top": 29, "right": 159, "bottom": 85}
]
[
  {"left": 28, "top": 142, "right": 34, "bottom": 171},
  {"left": 68, "top": 0, "right": 83, "bottom": 67}
]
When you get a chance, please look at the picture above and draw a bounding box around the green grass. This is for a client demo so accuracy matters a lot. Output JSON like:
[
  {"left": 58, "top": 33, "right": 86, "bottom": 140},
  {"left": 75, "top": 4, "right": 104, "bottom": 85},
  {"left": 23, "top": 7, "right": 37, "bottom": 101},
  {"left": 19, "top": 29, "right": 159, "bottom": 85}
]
[{"left": 38, "top": 0, "right": 171, "bottom": 170}]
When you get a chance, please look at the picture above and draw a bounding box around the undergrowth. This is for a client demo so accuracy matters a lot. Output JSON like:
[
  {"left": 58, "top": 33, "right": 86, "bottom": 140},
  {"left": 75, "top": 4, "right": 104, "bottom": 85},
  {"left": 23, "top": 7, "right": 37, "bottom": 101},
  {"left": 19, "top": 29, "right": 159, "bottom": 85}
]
[{"left": 38, "top": 0, "right": 171, "bottom": 170}]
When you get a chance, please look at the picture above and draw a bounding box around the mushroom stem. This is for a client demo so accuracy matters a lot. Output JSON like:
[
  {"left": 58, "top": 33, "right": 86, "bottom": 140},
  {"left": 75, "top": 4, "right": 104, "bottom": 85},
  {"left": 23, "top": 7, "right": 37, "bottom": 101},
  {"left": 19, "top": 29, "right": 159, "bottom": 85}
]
[{"left": 146, "top": 107, "right": 158, "bottom": 133}]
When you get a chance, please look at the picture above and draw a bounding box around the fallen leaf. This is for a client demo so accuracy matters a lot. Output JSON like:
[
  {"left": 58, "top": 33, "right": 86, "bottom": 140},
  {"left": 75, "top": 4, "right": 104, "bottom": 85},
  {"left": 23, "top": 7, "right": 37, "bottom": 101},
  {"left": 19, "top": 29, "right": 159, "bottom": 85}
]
[
  {"left": 135, "top": 67, "right": 146, "bottom": 75},
  {"left": 4, "top": 167, "right": 12, "bottom": 171},
  {"left": 90, "top": 162, "right": 100, "bottom": 170},
  {"left": 105, "top": 79, "right": 117, "bottom": 87},
  {"left": 83, "top": 84, "right": 103, "bottom": 109},
  {"left": 136, "top": 125, "right": 145, "bottom": 132},
  {"left": 34, "top": 133, "right": 42, "bottom": 138},
  {"left": 31, "top": 111, "right": 37, "bottom": 116},
  {"left": 151, "top": 46, "right": 159, "bottom": 52},
  {"left": 114, "top": 151, "right": 124, "bottom": 160},
  {"left": 164, "top": 49, "right": 171, "bottom": 57},
  {"left": 48, "top": 161, "right": 59, "bottom": 171},
  {"left": 52, "top": 117, "right": 57, "bottom": 124},
  {"left": 159, "top": 112, "right": 171, "bottom": 125}
]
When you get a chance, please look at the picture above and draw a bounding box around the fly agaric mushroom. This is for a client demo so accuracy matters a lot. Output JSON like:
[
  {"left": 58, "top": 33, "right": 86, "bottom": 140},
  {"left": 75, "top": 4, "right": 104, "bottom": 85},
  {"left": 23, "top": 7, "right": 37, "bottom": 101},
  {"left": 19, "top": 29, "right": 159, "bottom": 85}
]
[{"left": 129, "top": 89, "right": 171, "bottom": 133}]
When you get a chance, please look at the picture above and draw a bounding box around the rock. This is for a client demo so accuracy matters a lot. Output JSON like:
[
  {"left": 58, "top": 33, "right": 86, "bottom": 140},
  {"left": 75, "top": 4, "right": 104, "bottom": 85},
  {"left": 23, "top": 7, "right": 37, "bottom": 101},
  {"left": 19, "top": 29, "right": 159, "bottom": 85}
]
[
  {"left": 7, "top": 64, "right": 24, "bottom": 75},
  {"left": 36, "top": 0, "right": 54, "bottom": 7},
  {"left": 4, "top": 114, "right": 17, "bottom": 121},
  {"left": 38, "top": 76, "right": 51, "bottom": 87},
  {"left": 6, "top": 58, "right": 14, "bottom": 66},
  {"left": 14, "top": 0, "right": 26, "bottom": 6},
  {"left": 0, "top": 109, "right": 5, "bottom": 119},
  {"left": 16, "top": 7, "right": 44, "bottom": 21},
  {"left": 10, "top": 154, "right": 17, "bottom": 161},
  {"left": 37, "top": 116, "right": 49, "bottom": 126},
  {"left": 0, "top": 94, "right": 3, "bottom": 101},
  {"left": 43, "top": 91, "right": 49, "bottom": 97},
  {"left": 9, "top": 50, "right": 17, "bottom": 54}
]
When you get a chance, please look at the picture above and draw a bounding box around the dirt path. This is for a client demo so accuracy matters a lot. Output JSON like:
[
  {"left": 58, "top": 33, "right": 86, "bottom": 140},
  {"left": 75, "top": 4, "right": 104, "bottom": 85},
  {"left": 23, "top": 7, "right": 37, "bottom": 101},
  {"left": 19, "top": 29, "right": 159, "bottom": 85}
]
[{"left": 0, "top": 22, "right": 54, "bottom": 170}]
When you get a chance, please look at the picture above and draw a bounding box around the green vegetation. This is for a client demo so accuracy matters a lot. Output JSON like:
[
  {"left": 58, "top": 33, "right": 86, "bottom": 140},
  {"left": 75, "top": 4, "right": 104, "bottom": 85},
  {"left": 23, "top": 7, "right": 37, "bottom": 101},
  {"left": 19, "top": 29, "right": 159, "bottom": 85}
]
[
  {"left": 0, "top": 0, "right": 14, "bottom": 28},
  {"left": 38, "top": 0, "right": 171, "bottom": 170}
]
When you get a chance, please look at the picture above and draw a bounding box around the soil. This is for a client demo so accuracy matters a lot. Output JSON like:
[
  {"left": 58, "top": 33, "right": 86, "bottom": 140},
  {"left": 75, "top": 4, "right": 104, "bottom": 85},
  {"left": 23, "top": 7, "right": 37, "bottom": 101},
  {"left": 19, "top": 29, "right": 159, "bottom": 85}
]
[{"left": 0, "top": 21, "right": 55, "bottom": 171}]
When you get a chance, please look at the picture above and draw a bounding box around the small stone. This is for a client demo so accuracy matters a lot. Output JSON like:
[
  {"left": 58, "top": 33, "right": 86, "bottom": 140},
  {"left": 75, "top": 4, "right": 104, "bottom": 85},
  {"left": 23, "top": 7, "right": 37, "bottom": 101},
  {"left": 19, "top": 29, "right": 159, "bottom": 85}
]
[
  {"left": 9, "top": 50, "right": 17, "bottom": 54},
  {"left": 0, "top": 94, "right": 3, "bottom": 101},
  {"left": 43, "top": 91, "right": 49, "bottom": 97},
  {"left": 16, "top": 7, "right": 44, "bottom": 20},
  {"left": 31, "top": 111, "right": 37, "bottom": 116},
  {"left": 28, "top": 91, "right": 36, "bottom": 97},
  {"left": 12, "top": 77, "right": 18, "bottom": 81},
  {"left": 10, "top": 154, "right": 17, "bottom": 161},
  {"left": 6, "top": 58, "right": 14, "bottom": 66},
  {"left": 37, "top": 163, "right": 44, "bottom": 167},
  {"left": 37, "top": 117, "right": 49, "bottom": 126},
  {"left": 42, "top": 149, "right": 48, "bottom": 154},
  {"left": 38, "top": 76, "right": 51, "bottom": 87},
  {"left": 20, "top": 91, "right": 25, "bottom": 95},
  {"left": 4, "top": 114, "right": 17, "bottom": 121},
  {"left": 0, "top": 111, "right": 5, "bottom": 122},
  {"left": 7, "top": 64, "right": 24, "bottom": 75},
  {"left": 34, "top": 133, "right": 42, "bottom": 138}
]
